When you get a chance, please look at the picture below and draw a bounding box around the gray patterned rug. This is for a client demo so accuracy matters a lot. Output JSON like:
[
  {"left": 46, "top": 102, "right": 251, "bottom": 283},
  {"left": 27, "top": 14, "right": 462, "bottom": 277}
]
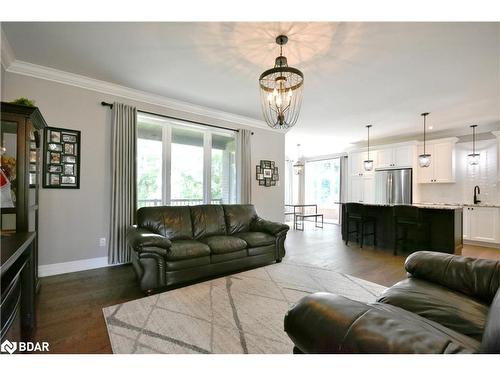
[{"left": 103, "top": 262, "right": 386, "bottom": 354}]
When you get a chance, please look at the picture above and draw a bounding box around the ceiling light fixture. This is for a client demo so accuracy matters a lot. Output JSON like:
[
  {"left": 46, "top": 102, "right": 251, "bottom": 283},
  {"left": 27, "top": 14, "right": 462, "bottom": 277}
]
[
  {"left": 259, "top": 35, "right": 304, "bottom": 129},
  {"left": 468, "top": 124, "right": 480, "bottom": 166},
  {"left": 293, "top": 144, "right": 305, "bottom": 175},
  {"left": 418, "top": 112, "right": 431, "bottom": 168},
  {"left": 364, "top": 125, "right": 374, "bottom": 171}
]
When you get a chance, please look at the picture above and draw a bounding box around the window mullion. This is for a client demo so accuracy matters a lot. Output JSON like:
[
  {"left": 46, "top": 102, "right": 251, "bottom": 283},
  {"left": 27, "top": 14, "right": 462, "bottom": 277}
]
[
  {"left": 163, "top": 125, "right": 172, "bottom": 205},
  {"left": 203, "top": 132, "right": 212, "bottom": 204}
]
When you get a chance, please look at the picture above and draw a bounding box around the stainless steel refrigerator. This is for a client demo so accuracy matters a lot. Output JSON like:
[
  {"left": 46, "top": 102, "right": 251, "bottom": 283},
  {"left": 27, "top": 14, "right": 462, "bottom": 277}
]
[{"left": 375, "top": 168, "right": 412, "bottom": 205}]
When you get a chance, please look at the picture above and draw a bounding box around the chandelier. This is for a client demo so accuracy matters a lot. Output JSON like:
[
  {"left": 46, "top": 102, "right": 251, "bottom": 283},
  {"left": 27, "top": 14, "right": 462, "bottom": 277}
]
[
  {"left": 259, "top": 35, "right": 304, "bottom": 129},
  {"left": 418, "top": 112, "right": 432, "bottom": 168},
  {"left": 468, "top": 124, "right": 480, "bottom": 165}
]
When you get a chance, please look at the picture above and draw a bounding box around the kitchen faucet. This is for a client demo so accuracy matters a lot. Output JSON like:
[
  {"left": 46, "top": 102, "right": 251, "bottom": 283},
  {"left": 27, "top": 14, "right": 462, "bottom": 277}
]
[{"left": 474, "top": 185, "right": 481, "bottom": 204}]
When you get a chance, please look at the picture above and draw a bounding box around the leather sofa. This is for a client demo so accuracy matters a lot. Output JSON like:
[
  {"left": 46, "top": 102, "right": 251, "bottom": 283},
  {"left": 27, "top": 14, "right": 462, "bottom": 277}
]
[
  {"left": 127, "top": 204, "right": 289, "bottom": 293},
  {"left": 284, "top": 251, "right": 500, "bottom": 353}
]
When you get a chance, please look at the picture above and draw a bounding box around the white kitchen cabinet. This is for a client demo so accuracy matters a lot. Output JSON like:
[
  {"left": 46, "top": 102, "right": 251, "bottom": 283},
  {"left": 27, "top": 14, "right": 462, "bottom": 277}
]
[
  {"left": 349, "top": 175, "right": 374, "bottom": 204},
  {"left": 463, "top": 206, "right": 500, "bottom": 243},
  {"left": 375, "top": 145, "right": 413, "bottom": 169},
  {"left": 349, "top": 151, "right": 376, "bottom": 177},
  {"left": 417, "top": 138, "right": 457, "bottom": 183}
]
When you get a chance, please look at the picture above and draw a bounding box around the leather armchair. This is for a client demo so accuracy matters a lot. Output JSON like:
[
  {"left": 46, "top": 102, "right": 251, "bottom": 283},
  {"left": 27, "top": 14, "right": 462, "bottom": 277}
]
[{"left": 284, "top": 251, "right": 500, "bottom": 354}]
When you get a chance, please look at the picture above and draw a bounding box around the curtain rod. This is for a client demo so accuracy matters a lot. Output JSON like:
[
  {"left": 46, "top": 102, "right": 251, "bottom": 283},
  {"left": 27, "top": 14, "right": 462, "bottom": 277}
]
[{"left": 101, "top": 101, "right": 254, "bottom": 135}]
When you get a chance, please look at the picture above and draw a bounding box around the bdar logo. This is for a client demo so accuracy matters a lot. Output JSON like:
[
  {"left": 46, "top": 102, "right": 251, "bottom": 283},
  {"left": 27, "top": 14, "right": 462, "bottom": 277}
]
[{"left": 1, "top": 339, "right": 17, "bottom": 354}]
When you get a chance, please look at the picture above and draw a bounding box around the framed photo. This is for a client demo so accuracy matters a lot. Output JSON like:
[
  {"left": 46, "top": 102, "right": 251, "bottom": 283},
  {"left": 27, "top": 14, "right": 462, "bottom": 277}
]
[
  {"left": 48, "top": 143, "right": 63, "bottom": 152},
  {"left": 61, "top": 176, "right": 76, "bottom": 184},
  {"left": 64, "top": 164, "right": 75, "bottom": 175},
  {"left": 256, "top": 160, "right": 278, "bottom": 187},
  {"left": 263, "top": 168, "right": 272, "bottom": 178},
  {"left": 50, "top": 174, "right": 60, "bottom": 185},
  {"left": 30, "top": 141, "right": 37, "bottom": 150},
  {"left": 49, "top": 130, "right": 61, "bottom": 143},
  {"left": 258, "top": 179, "right": 265, "bottom": 186},
  {"left": 48, "top": 165, "right": 62, "bottom": 173},
  {"left": 29, "top": 163, "right": 37, "bottom": 172},
  {"left": 44, "top": 126, "right": 81, "bottom": 188},
  {"left": 265, "top": 178, "right": 271, "bottom": 187},
  {"left": 50, "top": 152, "right": 61, "bottom": 164},
  {"left": 256, "top": 166, "right": 261, "bottom": 174},
  {"left": 271, "top": 180, "right": 276, "bottom": 186},
  {"left": 257, "top": 173, "right": 263, "bottom": 180},
  {"left": 270, "top": 161, "right": 275, "bottom": 169},
  {"left": 64, "top": 143, "right": 75, "bottom": 155},
  {"left": 63, "top": 155, "right": 76, "bottom": 163},
  {"left": 62, "top": 134, "right": 77, "bottom": 143}
]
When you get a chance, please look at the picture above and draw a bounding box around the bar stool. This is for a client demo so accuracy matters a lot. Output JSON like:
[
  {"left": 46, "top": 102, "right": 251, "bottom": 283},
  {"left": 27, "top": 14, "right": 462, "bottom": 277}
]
[
  {"left": 393, "top": 205, "right": 430, "bottom": 255},
  {"left": 345, "top": 203, "right": 377, "bottom": 248}
]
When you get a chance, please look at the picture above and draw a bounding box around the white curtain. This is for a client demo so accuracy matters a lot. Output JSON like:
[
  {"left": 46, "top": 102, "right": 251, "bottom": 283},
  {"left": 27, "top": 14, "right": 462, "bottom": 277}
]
[
  {"left": 236, "top": 129, "right": 252, "bottom": 204},
  {"left": 108, "top": 102, "right": 137, "bottom": 264}
]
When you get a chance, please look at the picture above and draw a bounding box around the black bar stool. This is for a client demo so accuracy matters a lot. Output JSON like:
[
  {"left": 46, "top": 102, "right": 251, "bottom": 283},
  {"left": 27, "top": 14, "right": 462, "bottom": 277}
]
[
  {"left": 345, "top": 203, "right": 377, "bottom": 248},
  {"left": 393, "top": 205, "right": 430, "bottom": 255}
]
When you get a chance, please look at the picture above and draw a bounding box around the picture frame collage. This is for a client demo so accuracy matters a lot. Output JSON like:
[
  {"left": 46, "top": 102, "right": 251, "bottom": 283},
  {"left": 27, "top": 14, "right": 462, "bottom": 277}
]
[
  {"left": 43, "top": 126, "right": 81, "bottom": 189},
  {"left": 29, "top": 130, "right": 38, "bottom": 187},
  {"left": 256, "top": 160, "right": 279, "bottom": 187}
]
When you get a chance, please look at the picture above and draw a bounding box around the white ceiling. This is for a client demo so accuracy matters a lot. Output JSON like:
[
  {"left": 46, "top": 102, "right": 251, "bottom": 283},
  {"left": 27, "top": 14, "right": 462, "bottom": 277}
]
[{"left": 3, "top": 22, "right": 499, "bottom": 157}]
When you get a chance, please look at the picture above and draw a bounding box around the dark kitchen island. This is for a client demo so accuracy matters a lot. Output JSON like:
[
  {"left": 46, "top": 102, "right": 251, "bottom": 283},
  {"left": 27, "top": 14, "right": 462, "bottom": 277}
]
[{"left": 341, "top": 203, "right": 463, "bottom": 254}]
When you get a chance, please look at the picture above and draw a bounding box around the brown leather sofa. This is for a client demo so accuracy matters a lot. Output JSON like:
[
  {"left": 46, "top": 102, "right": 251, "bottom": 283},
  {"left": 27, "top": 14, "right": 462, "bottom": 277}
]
[
  {"left": 284, "top": 251, "right": 500, "bottom": 353},
  {"left": 127, "top": 204, "right": 289, "bottom": 293}
]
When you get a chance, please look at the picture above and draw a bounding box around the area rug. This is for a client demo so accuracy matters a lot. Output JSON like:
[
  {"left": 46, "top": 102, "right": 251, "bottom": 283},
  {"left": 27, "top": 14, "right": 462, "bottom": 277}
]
[{"left": 103, "top": 262, "right": 386, "bottom": 354}]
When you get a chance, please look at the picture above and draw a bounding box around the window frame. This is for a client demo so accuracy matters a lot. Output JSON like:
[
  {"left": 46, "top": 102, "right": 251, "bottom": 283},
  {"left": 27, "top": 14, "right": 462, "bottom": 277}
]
[{"left": 137, "top": 113, "right": 237, "bottom": 207}]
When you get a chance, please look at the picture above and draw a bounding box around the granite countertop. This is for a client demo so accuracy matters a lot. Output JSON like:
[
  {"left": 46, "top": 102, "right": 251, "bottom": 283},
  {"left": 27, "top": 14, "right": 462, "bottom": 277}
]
[
  {"left": 345, "top": 202, "right": 462, "bottom": 210},
  {"left": 417, "top": 202, "right": 500, "bottom": 209}
]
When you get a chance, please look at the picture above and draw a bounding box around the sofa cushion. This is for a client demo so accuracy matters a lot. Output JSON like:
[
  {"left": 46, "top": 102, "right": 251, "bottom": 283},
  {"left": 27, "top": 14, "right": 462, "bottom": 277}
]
[
  {"left": 234, "top": 231, "right": 275, "bottom": 247},
  {"left": 481, "top": 288, "right": 500, "bottom": 353},
  {"left": 223, "top": 204, "right": 257, "bottom": 234},
  {"left": 248, "top": 244, "right": 275, "bottom": 257},
  {"left": 137, "top": 206, "right": 193, "bottom": 240},
  {"left": 167, "top": 240, "right": 211, "bottom": 261},
  {"left": 211, "top": 249, "right": 248, "bottom": 263},
  {"left": 377, "top": 278, "right": 489, "bottom": 341},
  {"left": 190, "top": 205, "right": 227, "bottom": 239},
  {"left": 200, "top": 235, "right": 247, "bottom": 254}
]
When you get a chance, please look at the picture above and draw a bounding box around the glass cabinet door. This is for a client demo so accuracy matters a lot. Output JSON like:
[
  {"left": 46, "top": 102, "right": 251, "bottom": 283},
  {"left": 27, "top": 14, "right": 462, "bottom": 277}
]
[{"left": 1, "top": 120, "right": 19, "bottom": 232}]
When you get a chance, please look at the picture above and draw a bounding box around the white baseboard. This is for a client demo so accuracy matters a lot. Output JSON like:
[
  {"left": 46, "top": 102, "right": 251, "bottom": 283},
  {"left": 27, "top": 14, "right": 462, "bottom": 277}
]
[
  {"left": 463, "top": 240, "right": 500, "bottom": 249},
  {"left": 38, "top": 256, "right": 114, "bottom": 277}
]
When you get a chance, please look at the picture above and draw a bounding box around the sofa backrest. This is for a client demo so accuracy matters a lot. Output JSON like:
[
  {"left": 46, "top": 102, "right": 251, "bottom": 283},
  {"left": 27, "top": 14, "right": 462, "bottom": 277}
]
[
  {"left": 481, "top": 287, "right": 500, "bottom": 353},
  {"left": 223, "top": 204, "right": 257, "bottom": 234},
  {"left": 137, "top": 206, "right": 193, "bottom": 240},
  {"left": 190, "top": 205, "right": 227, "bottom": 239}
]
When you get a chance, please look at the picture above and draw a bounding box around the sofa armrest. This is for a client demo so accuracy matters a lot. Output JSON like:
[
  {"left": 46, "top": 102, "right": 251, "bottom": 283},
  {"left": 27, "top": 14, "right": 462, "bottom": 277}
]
[
  {"left": 284, "top": 292, "right": 479, "bottom": 354},
  {"left": 405, "top": 251, "right": 500, "bottom": 304},
  {"left": 251, "top": 217, "right": 289, "bottom": 236},
  {"left": 127, "top": 226, "right": 172, "bottom": 256}
]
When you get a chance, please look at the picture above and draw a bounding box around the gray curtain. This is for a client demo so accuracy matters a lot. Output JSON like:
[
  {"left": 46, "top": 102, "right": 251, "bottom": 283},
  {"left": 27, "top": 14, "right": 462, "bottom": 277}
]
[
  {"left": 236, "top": 129, "right": 252, "bottom": 204},
  {"left": 108, "top": 102, "right": 137, "bottom": 264}
]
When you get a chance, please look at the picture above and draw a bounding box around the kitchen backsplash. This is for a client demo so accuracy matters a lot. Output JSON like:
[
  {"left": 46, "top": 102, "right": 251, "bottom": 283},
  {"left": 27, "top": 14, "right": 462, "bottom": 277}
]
[{"left": 418, "top": 139, "right": 499, "bottom": 205}]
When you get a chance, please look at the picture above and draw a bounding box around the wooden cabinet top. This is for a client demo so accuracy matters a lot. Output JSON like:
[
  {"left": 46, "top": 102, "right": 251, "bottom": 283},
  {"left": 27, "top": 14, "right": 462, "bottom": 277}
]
[{"left": 1, "top": 102, "right": 48, "bottom": 129}]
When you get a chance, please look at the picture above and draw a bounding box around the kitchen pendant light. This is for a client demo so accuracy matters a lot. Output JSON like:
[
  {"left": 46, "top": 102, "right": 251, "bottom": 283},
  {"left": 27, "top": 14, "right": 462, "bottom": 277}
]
[
  {"left": 259, "top": 35, "right": 304, "bottom": 129},
  {"left": 418, "top": 112, "right": 431, "bottom": 168},
  {"left": 293, "top": 144, "right": 305, "bottom": 175},
  {"left": 363, "top": 125, "right": 374, "bottom": 171},
  {"left": 468, "top": 124, "right": 480, "bottom": 165}
]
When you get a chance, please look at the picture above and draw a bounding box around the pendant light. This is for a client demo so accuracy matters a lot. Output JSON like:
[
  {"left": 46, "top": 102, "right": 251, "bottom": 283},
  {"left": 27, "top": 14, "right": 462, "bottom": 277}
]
[
  {"left": 293, "top": 144, "right": 305, "bottom": 175},
  {"left": 418, "top": 112, "right": 431, "bottom": 168},
  {"left": 259, "top": 35, "right": 304, "bottom": 129},
  {"left": 363, "top": 125, "right": 374, "bottom": 171},
  {"left": 468, "top": 125, "right": 480, "bottom": 165}
]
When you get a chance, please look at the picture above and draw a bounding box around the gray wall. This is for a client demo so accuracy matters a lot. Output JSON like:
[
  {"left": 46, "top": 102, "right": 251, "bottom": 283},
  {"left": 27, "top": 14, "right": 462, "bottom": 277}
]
[{"left": 3, "top": 72, "right": 285, "bottom": 266}]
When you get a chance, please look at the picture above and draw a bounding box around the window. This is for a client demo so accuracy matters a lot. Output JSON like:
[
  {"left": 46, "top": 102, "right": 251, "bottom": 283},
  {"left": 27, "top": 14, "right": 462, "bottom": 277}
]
[
  {"left": 305, "top": 158, "right": 341, "bottom": 224},
  {"left": 136, "top": 114, "right": 237, "bottom": 208}
]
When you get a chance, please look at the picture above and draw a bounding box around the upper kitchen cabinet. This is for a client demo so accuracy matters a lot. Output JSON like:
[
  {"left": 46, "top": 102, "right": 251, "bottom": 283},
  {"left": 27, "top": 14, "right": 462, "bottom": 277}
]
[
  {"left": 348, "top": 150, "right": 377, "bottom": 177},
  {"left": 417, "top": 138, "right": 458, "bottom": 184},
  {"left": 375, "top": 144, "right": 414, "bottom": 169},
  {"left": 494, "top": 131, "right": 500, "bottom": 181}
]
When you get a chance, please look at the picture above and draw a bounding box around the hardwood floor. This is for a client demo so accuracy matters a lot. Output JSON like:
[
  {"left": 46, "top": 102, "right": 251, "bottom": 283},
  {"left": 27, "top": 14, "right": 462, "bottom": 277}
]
[{"left": 34, "top": 223, "right": 500, "bottom": 353}]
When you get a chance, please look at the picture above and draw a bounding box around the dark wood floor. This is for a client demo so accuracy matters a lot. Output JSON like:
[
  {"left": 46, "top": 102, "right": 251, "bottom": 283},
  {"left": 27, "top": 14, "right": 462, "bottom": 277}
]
[{"left": 34, "top": 223, "right": 500, "bottom": 353}]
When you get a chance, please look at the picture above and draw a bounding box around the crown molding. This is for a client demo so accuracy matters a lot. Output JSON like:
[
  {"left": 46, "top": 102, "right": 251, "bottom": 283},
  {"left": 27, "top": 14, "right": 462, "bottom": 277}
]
[
  {"left": 6, "top": 59, "right": 280, "bottom": 132},
  {"left": 1, "top": 28, "right": 15, "bottom": 69}
]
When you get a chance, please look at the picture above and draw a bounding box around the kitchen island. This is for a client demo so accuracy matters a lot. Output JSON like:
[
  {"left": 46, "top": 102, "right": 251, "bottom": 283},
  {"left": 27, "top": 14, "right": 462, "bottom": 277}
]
[{"left": 341, "top": 203, "right": 463, "bottom": 254}]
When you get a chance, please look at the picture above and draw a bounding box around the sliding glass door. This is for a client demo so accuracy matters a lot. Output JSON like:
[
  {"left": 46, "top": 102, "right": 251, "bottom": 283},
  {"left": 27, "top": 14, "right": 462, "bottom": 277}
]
[
  {"left": 305, "top": 158, "right": 341, "bottom": 224},
  {"left": 137, "top": 114, "right": 237, "bottom": 208}
]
